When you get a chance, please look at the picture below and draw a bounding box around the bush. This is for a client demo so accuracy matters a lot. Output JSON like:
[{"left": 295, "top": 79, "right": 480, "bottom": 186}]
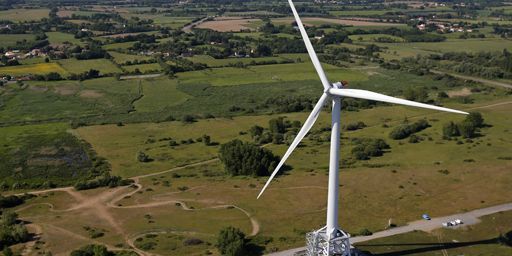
[
  {"left": 216, "top": 227, "right": 247, "bottom": 256},
  {"left": 359, "top": 228, "right": 373, "bottom": 236},
  {"left": 458, "top": 120, "right": 476, "bottom": 138},
  {"left": 219, "top": 140, "right": 280, "bottom": 176},
  {"left": 389, "top": 119, "right": 430, "bottom": 140},
  {"left": 351, "top": 138, "right": 390, "bottom": 160}
]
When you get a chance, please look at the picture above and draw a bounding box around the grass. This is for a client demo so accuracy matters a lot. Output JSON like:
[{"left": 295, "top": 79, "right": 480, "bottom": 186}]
[
  {"left": 0, "top": 8, "right": 49, "bottom": 22},
  {"left": 102, "top": 42, "right": 136, "bottom": 51},
  {"left": 46, "top": 32, "right": 85, "bottom": 46},
  {"left": 123, "top": 63, "right": 162, "bottom": 73},
  {"left": 176, "top": 62, "right": 368, "bottom": 87},
  {"left": 109, "top": 51, "right": 152, "bottom": 64},
  {"left": 75, "top": 96, "right": 512, "bottom": 253},
  {"left": 133, "top": 78, "right": 191, "bottom": 113},
  {"left": 0, "top": 63, "right": 67, "bottom": 76},
  {"left": 0, "top": 34, "right": 36, "bottom": 48},
  {"left": 357, "top": 210, "right": 512, "bottom": 255},
  {"left": 0, "top": 122, "right": 95, "bottom": 186},
  {"left": 0, "top": 78, "right": 141, "bottom": 123},
  {"left": 185, "top": 55, "right": 287, "bottom": 67},
  {"left": 349, "top": 33, "right": 405, "bottom": 43},
  {"left": 58, "top": 59, "right": 122, "bottom": 74}
]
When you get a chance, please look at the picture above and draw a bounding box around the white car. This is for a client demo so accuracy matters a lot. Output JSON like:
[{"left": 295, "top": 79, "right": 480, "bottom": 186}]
[{"left": 454, "top": 219, "right": 463, "bottom": 224}]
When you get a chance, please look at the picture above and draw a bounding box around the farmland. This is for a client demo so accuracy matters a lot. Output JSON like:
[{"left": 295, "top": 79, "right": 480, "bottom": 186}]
[
  {"left": 0, "top": 63, "right": 67, "bottom": 76},
  {"left": 1, "top": 0, "right": 512, "bottom": 255}
]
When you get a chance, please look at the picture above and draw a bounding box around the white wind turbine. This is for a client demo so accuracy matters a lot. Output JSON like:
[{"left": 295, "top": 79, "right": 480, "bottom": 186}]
[{"left": 256, "top": 0, "right": 468, "bottom": 255}]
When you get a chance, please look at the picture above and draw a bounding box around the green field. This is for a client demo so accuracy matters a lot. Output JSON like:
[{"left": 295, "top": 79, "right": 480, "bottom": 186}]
[
  {"left": 58, "top": 59, "right": 122, "bottom": 74},
  {"left": 133, "top": 78, "right": 191, "bottom": 112},
  {"left": 0, "top": 78, "right": 141, "bottom": 123},
  {"left": 185, "top": 55, "right": 288, "bottom": 67},
  {"left": 0, "top": 8, "right": 49, "bottom": 22},
  {"left": 46, "top": 32, "right": 85, "bottom": 46},
  {"left": 0, "top": 63, "right": 67, "bottom": 76},
  {"left": 177, "top": 62, "right": 368, "bottom": 87},
  {"left": 0, "top": 34, "right": 36, "bottom": 48},
  {"left": 109, "top": 51, "right": 152, "bottom": 64},
  {"left": 123, "top": 63, "right": 162, "bottom": 73},
  {"left": 102, "top": 42, "right": 136, "bottom": 51}
]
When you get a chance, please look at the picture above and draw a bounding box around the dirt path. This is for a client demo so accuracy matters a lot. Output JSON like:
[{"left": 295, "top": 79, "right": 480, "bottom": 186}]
[{"left": 431, "top": 70, "right": 512, "bottom": 89}]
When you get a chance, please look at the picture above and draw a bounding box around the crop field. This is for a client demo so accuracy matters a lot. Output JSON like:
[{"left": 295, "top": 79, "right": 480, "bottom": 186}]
[
  {"left": 176, "top": 62, "right": 368, "bottom": 87},
  {"left": 0, "top": 8, "right": 49, "bottom": 22},
  {"left": 0, "top": 63, "right": 67, "bottom": 76},
  {"left": 197, "top": 18, "right": 261, "bottom": 32},
  {"left": 57, "top": 59, "right": 122, "bottom": 74},
  {"left": 46, "top": 32, "right": 85, "bottom": 46},
  {"left": 0, "top": 34, "right": 36, "bottom": 48}
]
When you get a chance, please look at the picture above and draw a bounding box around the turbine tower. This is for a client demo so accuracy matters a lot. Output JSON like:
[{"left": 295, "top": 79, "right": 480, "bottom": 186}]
[{"left": 256, "top": 1, "right": 469, "bottom": 255}]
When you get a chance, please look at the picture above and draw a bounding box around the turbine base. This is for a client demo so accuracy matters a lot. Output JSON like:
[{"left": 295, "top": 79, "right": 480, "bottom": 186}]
[{"left": 305, "top": 226, "right": 354, "bottom": 256}]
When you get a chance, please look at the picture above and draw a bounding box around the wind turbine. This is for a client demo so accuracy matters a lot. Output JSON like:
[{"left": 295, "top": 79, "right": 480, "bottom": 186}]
[{"left": 256, "top": 0, "right": 468, "bottom": 255}]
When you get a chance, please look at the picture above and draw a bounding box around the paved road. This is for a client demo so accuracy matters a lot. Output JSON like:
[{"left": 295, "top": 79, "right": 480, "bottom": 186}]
[
  {"left": 182, "top": 17, "right": 209, "bottom": 33},
  {"left": 431, "top": 70, "right": 512, "bottom": 89},
  {"left": 268, "top": 202, "right": 512, "bottom": 256}
]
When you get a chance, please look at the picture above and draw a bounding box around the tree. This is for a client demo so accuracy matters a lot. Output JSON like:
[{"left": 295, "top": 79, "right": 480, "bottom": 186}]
[
  {"left": 216, "top": 227, "right": 247, "bottom": 256},
  {"left": 466, "top": 112, "right": 484, "bottom": 128},
  {"left": 268, "top": 118, "right": 285, "bottom": 134},
  {"left": 442, "top": 121, "right": 460, "bottom": 138},
  {"left": 202, "top": 135, "right": 211, "bottom": 146},
  {"left": 136, "top": 151, "right": 150, "bottom": 163},
  {"left": 219, "top": 140, "right": 279, "bottom": 176},
  {"left": 458, "top": 121, "right": 476, "bottom": 138},
  {"left": 3, "top": 247, "right": 13, "bottom": 256}
]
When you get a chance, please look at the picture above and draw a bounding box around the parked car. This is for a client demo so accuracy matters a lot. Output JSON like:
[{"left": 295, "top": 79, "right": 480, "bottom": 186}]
[
  {"left": 454, "top": 219, "right": 463, "bottom": 224},
  {"left": 422, "top": 214, "right": 431, "bottom": 220}
]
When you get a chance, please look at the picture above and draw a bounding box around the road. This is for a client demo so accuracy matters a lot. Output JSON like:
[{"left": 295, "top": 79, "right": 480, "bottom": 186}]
[
  {"left": 182, "top": 16, "right": 210, "bottom": 33},
  {"left": 267, "top": 202, "right": 512, "bottom": 256},
  {"left": 431, "top": 70, "right": 512, "bottom": 89}
]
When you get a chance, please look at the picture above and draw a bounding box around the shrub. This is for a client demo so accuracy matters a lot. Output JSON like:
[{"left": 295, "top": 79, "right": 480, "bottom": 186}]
[
  {"left": 219, "top": 140, "right": 280, "bottom": 176},
  {"left": 216, "top": 227, "right": 247, "bottom": 256}
]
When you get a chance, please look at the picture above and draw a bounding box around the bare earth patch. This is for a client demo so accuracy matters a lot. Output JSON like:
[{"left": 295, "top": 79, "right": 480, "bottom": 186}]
[
  {"left": 448, "top": 87, "right": 472, "bottom": 97},
  {"left": 79, "top": 90, "right": 104, "bottom": 99},
  {"left": 197, "top": 18, "right": 260, "bottom": 32},
  {"left": 29, "top": 85, "right": 48, "bottom": 92},
  {"left": 54, "top": 84, "right": 79, "bottom": 96}
]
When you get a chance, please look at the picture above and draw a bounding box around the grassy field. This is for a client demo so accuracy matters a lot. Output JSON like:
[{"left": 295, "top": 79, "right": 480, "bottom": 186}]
[
  {"left": 0, "top": 63, "right": 67, "bottom": 76},
  {"left": 0, "top": 78, "right": 141, "bottom": 123},
  {"left": 70, "top": 95, "right": 512, "bottom": 253},
  {"left": 0, "top": 8, "right": 49, "bottom": 22},
  {"left": 185, "top": 55, "right": 288, "bottom": 67},
  {"left": 176, "top": 62, "right": 368, "bottom": 87},
  {"left": 357, "top": 210, "right": 512, "bottom": 255},
  {"left": 102, "top": 42, "right": 136, "bottom": 51},
  {"left": 46, "top": 32, "right": 85, "bottom": 46},
  {"left": 133, "top": 78, "right": 191, "bottom": 113},
  {"left": 109, "top": 51, "right": 152, "bottom": 64},
  {"left": 0, "top": 34, "right": 36, "bottom": 48},
  {"left": 122, "top": 63, "right": 162, "bottom": 73},
  {"left": 58, "top": 59, "right": 122, "bottom": 74},
  {"left": 349, "top": 34, "right": 405, "bottom": 43}
]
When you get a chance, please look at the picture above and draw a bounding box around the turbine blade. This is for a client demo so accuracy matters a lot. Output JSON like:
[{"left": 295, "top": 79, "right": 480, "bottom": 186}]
[
  {"left": 257, "top": 93, "right": 329, "bottom": 199},
  {"left": 288, "top": 0, "right": 331, "bottom": 91},
  {"left": 328, "top": 88, "right": 468, "bottom": 115}
]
